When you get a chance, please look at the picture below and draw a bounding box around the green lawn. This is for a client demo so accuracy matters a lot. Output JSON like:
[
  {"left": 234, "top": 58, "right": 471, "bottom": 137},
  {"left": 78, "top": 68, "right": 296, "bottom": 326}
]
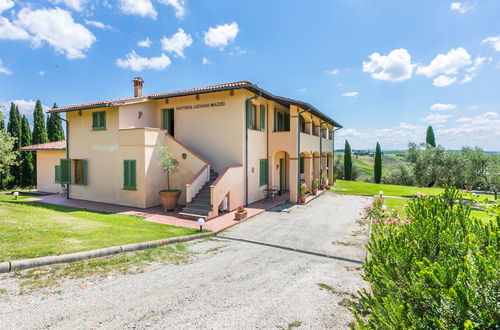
[
  {"left": 0, "top": 193, "right": 201, "bottom": 261},
  {"left": 383, "top": 197, "right": 493, "bottom": 223},
  {"left": 332, "top": 180, "right": 444, "bottom": 197}
]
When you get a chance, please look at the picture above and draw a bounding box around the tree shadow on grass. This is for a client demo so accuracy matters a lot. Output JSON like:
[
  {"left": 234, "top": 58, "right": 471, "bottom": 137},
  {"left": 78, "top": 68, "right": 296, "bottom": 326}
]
[{"left": 3, "top": 199, "right": 119, "bottom": 216}]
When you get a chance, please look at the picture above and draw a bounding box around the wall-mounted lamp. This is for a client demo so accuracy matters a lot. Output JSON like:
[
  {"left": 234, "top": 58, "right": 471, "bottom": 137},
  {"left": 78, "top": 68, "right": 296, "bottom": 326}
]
[
  {"left": 251, "top": 167, "right": 255, "bottom": 173},
  {"left": 276, "top": 164, "right": 279, "bottom": 170},
  {"left": 182, "top": 153, "right": 187, "bottom": 159},
  {"left": 138, "top": 111, "right": 143, "bottom": 119},
  {"left": 78, "top": 110, "right": 82, "bottom": 116},
  {"left": 165, "top": 98, "right": 169, "bottom": 104}
]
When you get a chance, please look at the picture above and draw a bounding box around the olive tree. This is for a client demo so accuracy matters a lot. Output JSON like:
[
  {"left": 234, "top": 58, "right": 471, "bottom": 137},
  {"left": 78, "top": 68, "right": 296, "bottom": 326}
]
[
  {"left": 156, "top": 145, "right": 179, "bottom": 191},
  {"left": 0, "top": 131, "right": 18, "bottom": 186}
]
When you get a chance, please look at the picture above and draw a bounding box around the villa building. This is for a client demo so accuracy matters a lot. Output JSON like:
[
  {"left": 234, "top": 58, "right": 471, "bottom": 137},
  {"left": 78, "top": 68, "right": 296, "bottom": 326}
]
[{"left": 23, "top": 79, "right": 342, "bottom": 219}]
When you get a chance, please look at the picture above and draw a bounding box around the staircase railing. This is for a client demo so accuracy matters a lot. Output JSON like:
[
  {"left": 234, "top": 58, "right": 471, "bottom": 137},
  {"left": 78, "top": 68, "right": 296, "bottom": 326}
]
[
  {"left": 209, "top": 166, "right": 244, "bottom": 218},
  {"left": 186, "top": 165, "right": 209, "bottom": 204}
]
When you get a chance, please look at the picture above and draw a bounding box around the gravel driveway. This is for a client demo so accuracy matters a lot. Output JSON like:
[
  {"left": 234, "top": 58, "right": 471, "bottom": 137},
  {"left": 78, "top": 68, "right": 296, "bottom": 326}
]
[{"left": 0, "top": 193, "right": 371, "bottom": 329}]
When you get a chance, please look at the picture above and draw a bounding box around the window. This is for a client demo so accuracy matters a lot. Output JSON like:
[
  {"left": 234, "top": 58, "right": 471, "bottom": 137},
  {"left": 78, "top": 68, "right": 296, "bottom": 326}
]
[
  {"left": 123, "top": 160, "right": 136, "bottom": 190},
  {"left": 252, "top": 104, "right": 258, "bottom": 129},
  {"left": 247, "top": 100, "right": 266, "bottom": 130},
  {"left": 162, "top": 108, "right": 174, "bottom": 136},
  {"left": 60, "top": 158, "right": 71, "bottom": 184},
  {"left": 92, "top": 111, "right": 106, "bottom": 130},
  {"left": 73, "top": 159, "right": 87, "bottom": 185},
  {"left": 274, "top": 108, "right": 290, "bottom": 132},
  {"left": 55, "top": 165, "right": 61, "bottom": 184},
  {"left": 259, "top": 159, "right": 268, "bottom": 186},
  {"left": 300, "top": 157, "right": 305, "bottom": 174},
  {"left": 260, "top": 104, "right": 266, "bottom": 131}
]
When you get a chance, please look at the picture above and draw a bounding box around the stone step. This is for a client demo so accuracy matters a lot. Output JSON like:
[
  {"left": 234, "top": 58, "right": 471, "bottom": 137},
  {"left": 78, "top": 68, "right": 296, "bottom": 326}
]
[
  {"left": 181, "top": 207, "right": 210, "bottom": 216},
  {"left": 178, "top": 212, "right": 208, "bottom": 220},
  {"left": 187, "top": 202, "right": 211, "bottom": 210}
]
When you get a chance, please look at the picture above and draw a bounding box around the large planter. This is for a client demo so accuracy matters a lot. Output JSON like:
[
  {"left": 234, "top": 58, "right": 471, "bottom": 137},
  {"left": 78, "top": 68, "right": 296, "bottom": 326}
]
[
  {"left": 299, "top": 195, "right": 306, "bottom": 203},
  {"left": 159, "top": 190, "right": 181, "bottom": 211},
  {"left": 320, "top": 184, "right": 325, "bottom": 190},
  {"left": 234, "top": 211, "right": 247, "bottom": 221},
  {"left": 311, "top": 188, "right": 318, "bottom": 195}
]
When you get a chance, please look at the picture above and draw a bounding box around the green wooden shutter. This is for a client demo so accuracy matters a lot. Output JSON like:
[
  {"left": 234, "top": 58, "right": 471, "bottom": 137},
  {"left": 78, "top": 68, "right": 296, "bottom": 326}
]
[
  {"left": 274, "top": 108, "right": 277, "bottom": 131},
  {"left": 246, "top": 100, "right": 253, "bottom": 129},
  {"left": 162, "top": 109, "right": 169, "bottom": 131},
  {"left": 124, "top": 160, "right": 137, "bottom": 190},
  {"left": 100, "top": 111, "right": 106, "bottom": 129},
  {"left": 259, "top": 159, "right": 268, "bottom": 186},
  {"left": 92, "top": 112, "right": 98, "bottom": 130},
  {"left": 300, "top": 157, "right": 304, "bottom": 174},
  {"left": 260, "top": 105, "right": 265, "bottom": 131},
  {"left": 284, "top": 113, "right": 290, "bottom": 131},
  {"left": 55, "top": 165, "right": 61, "bottom": 183},
  {"left": 60, "top": 158, "right": 71, "bottom": 184},
  {"left": 81, "top": 159, "right": 87, "bottom": 185}
]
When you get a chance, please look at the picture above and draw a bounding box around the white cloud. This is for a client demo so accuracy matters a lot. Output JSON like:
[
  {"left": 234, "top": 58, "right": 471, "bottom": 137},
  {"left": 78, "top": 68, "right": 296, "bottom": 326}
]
[
  {"left": 0, "top": 57, "right": 11, "bottom": 74},
  {"left": 362, "top": 48, "right": 414, "bottom": 82},
  {"left": 52, "top": 0, "right": 88, "bottom": 12},
  {"left": 325, "top": 69, "right": 340, "bottom": 75},
  {"left": 441, "top": 112, "right": 500, "bottom": 138},
  {"left": 482, "top": 36, "right": 500, "bottom": 52},
  {"left": 422, "top": 113, "right": 452, "bottom": 124},
  {"left": 2, "top": 99, "right": 49, "bottom": 115},
  {"left": 430, "top": 103, "right": 456, "bottom": 111},
  {"left": 433, "top": 75, "right": 457, "bottom": 87},
  {"left": 116, "top": 50, "right": 171, "bottom": 71},
  {"left": 118, "top": 0, "right": 157, "bottom": 19},
  {"left": 13, "top": 7, "right": 96, "bottom": 59},
  {"left": 462, "top": 56, "right": 489, "bottom": 83},
  {"left": 450, "top": 2, "right": 472, "bottom": 13},
  {"left": 0, "top": 0, "right": 14, "bottom": 14},
  {"left": 160, "top": 28, "right": 192, "bottom": 58},
  {"left": 337, "top": 128, "right": 360, "bottom": 137},
  {"left": 0, "top": 16, "right": 30, "bottom": 40},
  {"left": 229, "top": 46, "right": 248, "bottom": 56},
  {"left": 38, "top": 71, "right": 45, "bottom": 76},
  {"left": 84, "top": 19, "right": 112, "bottom": 30},
  {"left": 417, "top": 47, "right": 471, "bottom": 77},
  {"left": 203, "top": 22, "right": 239, "bottom": 50},
  {"left": 202, "top": 57, "right": 210, "bottom": 65},
  {"left": 157, "top": 0, "right": 186, "bottom": 19},
  {"left": 137, "top": 37, "right": 152, "bottom": 48},
  {"left": 342, "top": 91, "right": 358, "bottom": 97},
  {"left": 296, "top": 88, "right": 308, "bottom": 93}
]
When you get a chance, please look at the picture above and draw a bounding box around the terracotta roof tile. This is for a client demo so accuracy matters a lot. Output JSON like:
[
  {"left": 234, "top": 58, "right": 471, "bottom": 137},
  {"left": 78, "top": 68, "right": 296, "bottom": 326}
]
[{"left": 20, "top": 140, "right": 66, "bottom": 151}]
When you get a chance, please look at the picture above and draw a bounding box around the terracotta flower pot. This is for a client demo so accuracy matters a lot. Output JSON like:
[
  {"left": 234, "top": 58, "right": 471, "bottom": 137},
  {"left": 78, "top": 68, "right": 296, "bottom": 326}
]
[
  {"left": 311, "top": 188, "right": 318, "bottom": 195},
  {"left": 320, "top": 184, "right": 325, "bottom": 190},
  {"left": 465, "top": 185, "right": 473, "bottom": 191},
  {"left": 159, "top": 190, "right": 181, "bottom": 211},
  {"left": 234, "top": 211, "right": 247, "bottom": 220},
  {"left": 299, "top": 195, "right": 306, "bottom": 203}
]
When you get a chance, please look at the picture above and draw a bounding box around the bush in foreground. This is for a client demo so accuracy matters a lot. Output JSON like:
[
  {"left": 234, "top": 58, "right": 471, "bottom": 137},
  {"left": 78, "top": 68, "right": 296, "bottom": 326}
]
[{"left": 355, "top": 188, "right": 499, "bottom": 329}]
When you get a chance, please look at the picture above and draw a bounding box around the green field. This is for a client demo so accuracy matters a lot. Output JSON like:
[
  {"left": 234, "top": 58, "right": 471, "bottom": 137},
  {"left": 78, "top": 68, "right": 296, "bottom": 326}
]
[
  {"left": 341, "top": 151, "right": 408, "bottom": 181},
  {"left": 0, "top": 193, "right": 201, "bottom": 261},
  {"left": 332, "top": 179, "right": 444, "bottom": 197}
]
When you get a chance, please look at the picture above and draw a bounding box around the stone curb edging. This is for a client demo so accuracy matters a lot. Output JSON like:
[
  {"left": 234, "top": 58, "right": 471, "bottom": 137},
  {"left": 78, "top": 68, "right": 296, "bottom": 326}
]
[{"left": 0, "top": 232, "right": 213, "bottom": 274}]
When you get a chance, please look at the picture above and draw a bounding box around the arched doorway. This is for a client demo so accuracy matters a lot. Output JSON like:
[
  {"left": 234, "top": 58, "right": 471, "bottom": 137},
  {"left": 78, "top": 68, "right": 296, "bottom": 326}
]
[{"left": 272, "top": 151, "right": 290, "bottom": 193}]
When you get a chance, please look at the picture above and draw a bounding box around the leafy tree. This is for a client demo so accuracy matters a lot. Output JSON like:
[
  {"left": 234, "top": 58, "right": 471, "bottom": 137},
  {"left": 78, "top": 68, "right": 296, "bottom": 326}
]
[
  {"left": 156, "top": 145, "right": 179, "bottom": 191},
  {"left": 0, "top": 131, "right": 18, "bottom": 188},
  {"left": 333, "top": 154, "right": 343, "bottom": 179},
  {"left": 0, "top": 111, "right": 5, "bottom": 132},
  {"left": 19, "top": 115, "right": 34, "bottom": 186},
  {"left": 343, "top": 140, "right": 352, "bottom": 180},
  {"left": 461, "top": 146, "right": 489, "bottom": 188},
  {"left": 47, "top": 103, "right": 65, "bottom": 142},
  {"left": 426, "top": 125, "right": 436, "bottom": 147},
  {"left": 382, "top": 164, "right": 416, "bottom": 186},
  {"left": 374, "top": 142, "right": 382, "bottom": 183},
  {"left": 32, "top": 100, "right": 48, "bottom": 145}
]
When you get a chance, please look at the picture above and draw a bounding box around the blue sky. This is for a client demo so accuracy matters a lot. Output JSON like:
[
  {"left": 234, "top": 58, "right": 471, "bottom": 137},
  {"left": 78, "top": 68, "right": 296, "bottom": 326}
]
[{"left": 1, "top": 0, "right": 499, "bottom": 150}]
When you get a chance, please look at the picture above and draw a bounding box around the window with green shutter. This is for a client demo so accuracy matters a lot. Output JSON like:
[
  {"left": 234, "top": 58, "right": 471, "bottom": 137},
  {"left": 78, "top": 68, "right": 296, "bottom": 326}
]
[
  {"left": 246, "top": 99, "right": 253, "bottom": 129},
  {"left": 123, "top": 160, "right": 137, "bottom": 190},
  {"left": 259, "top": 159, "right": 268, "bottom": 186},
  {"left": 273, "top": 108, "right": 290, "bottom": 132},
  {"left": 260, "top": 105, "right": 265, "bottom": 131},
  {"left": 60, "top": 158, "right": 71, "bottom": 184},
  {"left": 73, "top": 159, "right": 87, "bottom": 185},
  {"left": 162, "top": 108, "right": 174, "bottom": 136},
  {"left": 300, "top": 157, "right": 304, "bottom": 174},
  {"left": 92, "top": 111, "right": 106, "bottom": 130},
  {"left": 55, "top": 165, "right": 61, "bottom": 183}
]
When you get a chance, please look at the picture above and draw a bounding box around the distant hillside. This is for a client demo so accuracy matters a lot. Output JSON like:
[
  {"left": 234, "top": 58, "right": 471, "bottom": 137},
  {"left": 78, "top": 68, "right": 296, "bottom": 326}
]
[{"left": 336, "top": 151, "right": 407, "bottom": 181}]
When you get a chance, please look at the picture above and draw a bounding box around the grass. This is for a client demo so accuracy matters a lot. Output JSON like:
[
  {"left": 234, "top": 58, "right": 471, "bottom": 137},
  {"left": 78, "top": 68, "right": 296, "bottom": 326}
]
[
  {"left": 13, "top": 243, "right": 192, "bottom": 292},
  {"left": 332, "top": 180, "right": 444, "bottom": 197},
  {"left": 0, "top": 193, "right": 202, "bottom": 261}
]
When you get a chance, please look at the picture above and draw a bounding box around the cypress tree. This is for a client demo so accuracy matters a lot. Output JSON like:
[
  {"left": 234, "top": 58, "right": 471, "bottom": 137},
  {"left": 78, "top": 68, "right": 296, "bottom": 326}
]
[
  {"left": 7, "top": 103, "right": 22, "bottom": 186},
  {"left": 47, "top": 103, "right": 65, "bottom": 141},
  {"left": 374, "top": 142, "right": 382, "bottom": 184},
  {"left": 32, "top": 100, "right": 48, "bottom": 145},
  {"left": 426, "top": 126, "right": 436, "bottom": 147},
  {"left": 344, "top": 140, "right": 353, "bottom": 180},
  {"left": 20, "top": 116, "right": 34, "bottom": 186}
]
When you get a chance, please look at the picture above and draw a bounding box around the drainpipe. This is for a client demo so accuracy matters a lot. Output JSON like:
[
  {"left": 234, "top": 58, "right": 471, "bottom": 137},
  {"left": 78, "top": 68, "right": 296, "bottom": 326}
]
[
  {"left": 319, "top": 120, "right": 323, "bottom": 184},
  {"left": 297, "top": 107, "right": 312, "bottom": 202},
  {"left": 59, "top": 115, "right": 70, "bottom": 200},
  {"left": 245, "top": 92, "right": 261, "bottom": 206}
]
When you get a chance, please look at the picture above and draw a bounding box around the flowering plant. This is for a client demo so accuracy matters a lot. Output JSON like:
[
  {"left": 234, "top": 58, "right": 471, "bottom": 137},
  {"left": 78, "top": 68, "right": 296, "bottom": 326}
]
[
  {"left": 312, "top": 179, "right": 319, "bottom": 189},
  {"left": 300, "top": 183, "right": 308, "bottom": 196},
  {"left": 364, "top": 196, "right": 409, "bottom": 226},
  {"left": 236, "top": 206, "right": 246, "bottom": 213}
]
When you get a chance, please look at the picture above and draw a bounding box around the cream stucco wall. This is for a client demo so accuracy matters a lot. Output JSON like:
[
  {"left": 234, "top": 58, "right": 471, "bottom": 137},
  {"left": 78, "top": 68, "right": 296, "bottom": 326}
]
[{"left": 36, "top": 150, "right": 66, "bottom": 194}]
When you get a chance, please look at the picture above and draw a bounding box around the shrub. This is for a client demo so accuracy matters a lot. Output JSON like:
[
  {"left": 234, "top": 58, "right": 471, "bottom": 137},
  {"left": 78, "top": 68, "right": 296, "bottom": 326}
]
[
  {"left": 355, "top": 187, "right": 499, "bottom": 329},
  {"left": 382, "top": 164, "right": 416, "bottom": 186},
  {"left": 312, "top": 179, "right": 319, "bottom": 189}
]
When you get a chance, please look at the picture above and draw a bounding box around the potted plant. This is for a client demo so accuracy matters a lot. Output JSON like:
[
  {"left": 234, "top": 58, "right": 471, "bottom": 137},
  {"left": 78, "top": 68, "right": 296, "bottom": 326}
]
[
  {"left": 300, "top": 183, "right": 308, "bottom": 203},
  {"left": 312, "top": 179, "right": 319, "bottom": 195},
  {"left": 234, "top": 206, "right": 247, "bottom": 220},
  {"left": 320, "top": 171, "right": 328, "bottom": 189},
  {"left": 157, "top": 145, "right": 180, "bottom": 211}
]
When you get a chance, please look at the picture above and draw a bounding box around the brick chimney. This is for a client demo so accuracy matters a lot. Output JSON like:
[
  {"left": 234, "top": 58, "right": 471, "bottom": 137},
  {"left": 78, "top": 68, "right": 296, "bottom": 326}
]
[{"left": 133, "top": 77, "right": 144, "bottom": 97}]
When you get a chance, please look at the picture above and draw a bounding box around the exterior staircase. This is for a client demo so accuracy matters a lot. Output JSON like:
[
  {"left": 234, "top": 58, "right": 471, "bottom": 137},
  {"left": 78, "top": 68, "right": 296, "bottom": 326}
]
[{"left": 179, "top": 169, "right": 218, "bottom": 219}]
